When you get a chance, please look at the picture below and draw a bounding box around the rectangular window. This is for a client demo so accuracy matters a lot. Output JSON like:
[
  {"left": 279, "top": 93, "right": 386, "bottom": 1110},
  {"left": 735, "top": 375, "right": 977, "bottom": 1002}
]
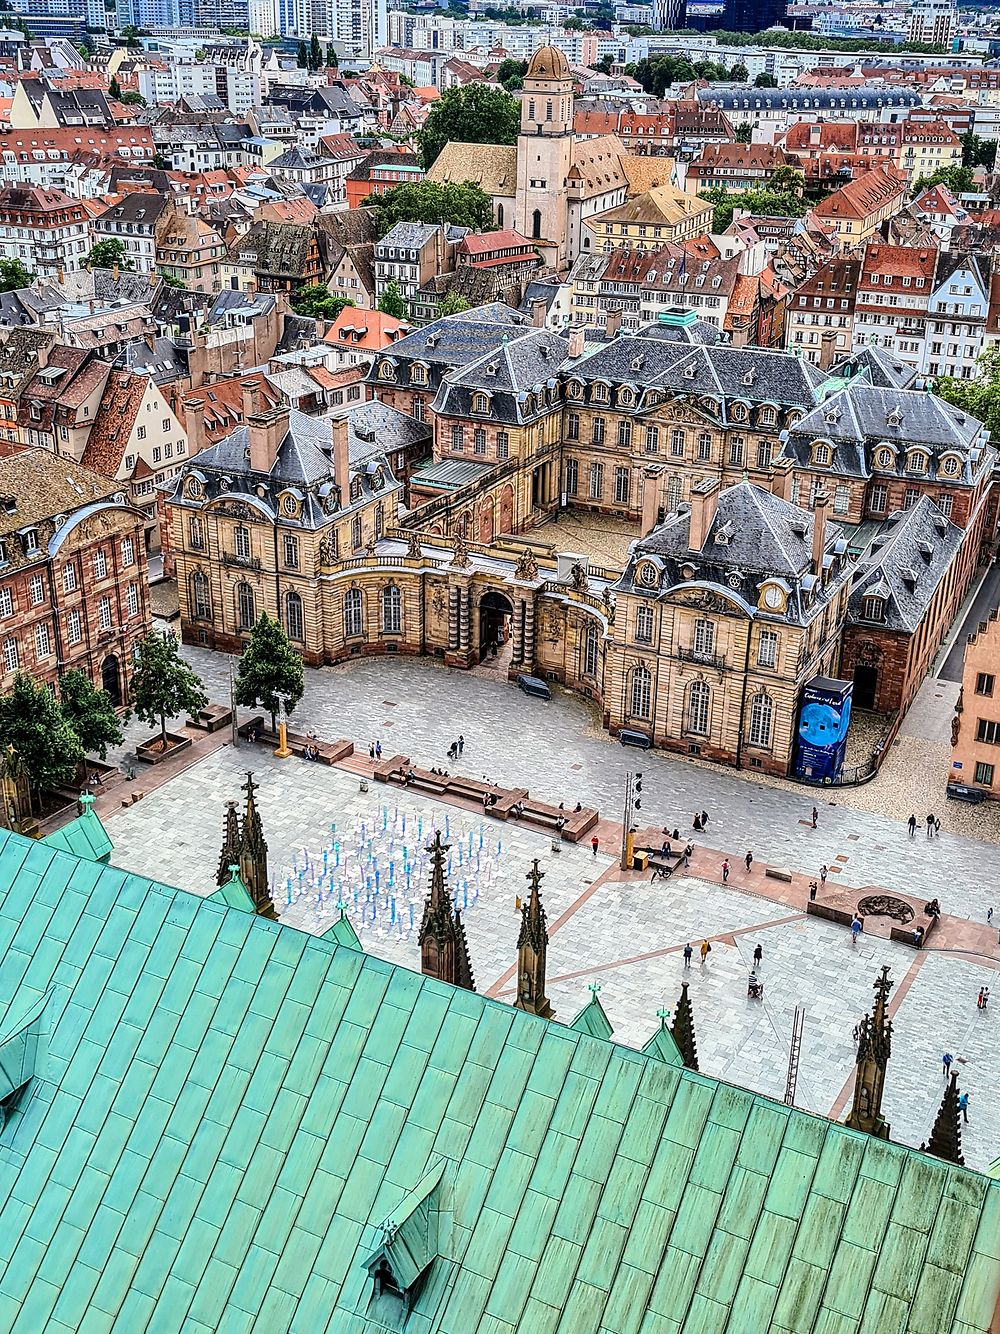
[
  {"left": 0, "top": 588, "right": 10, "bottom": 618},
  {"left": 94, "top": 550, "right": 107, "bottom": 578},
  {"left": 162, "top": 418, "right": 170, "bottom": 432},
  {"left": 451, "top": 425, "right": 463, "bottom": 450},
  {"left": 152, "top": 447, "right": 161, "bottom": 463},
  {"left": 694, "top": 618, "right": 715, "bottom": 658},
  {"left": 565, "top": 458, "right": 578, "bottom": 496},
  {"left": 869, "top": 484, "right": 887, "bottom": 515},
  {"left": 66, "top": 608, "right": 81, "bottom": 645},
  {"left": 975, "top": 761, "right": 995, "bottom": 786},
  {"left": 2, "top": 636, "right": 17, "bottom": 672},
  {"left": 126, "top": 584, "right": 139, "bottom": 617},
  {"left": 975, "top": 718, "right": 1000, "bottom": 745},
  {"left": 283, "top": 533, "right": 299, "bottom": 569},
  {"left": 592, "top": 418, "right": 606, "bottom": 445},
  {"left": 903, "top": 488, "right": 919, "bottom": 510},
  {"left": 671, "top": 429, "right": 685, "bottom": 457},
  {"left": 697, "top": 435, "right": 711, "bottom": 462},
  {"left": 635, "top": 605, "right": 654, "bottom": 643},
  {"left": 63, "top": 563, "right": 76, "bottom": 592},
  {"left": 614, "top": 467, "right": 630, "bottom": 505},
  {"left": 644, "top": 425, "right": 659, "bottom": 453},
  {"left": 756, "top": 440, "right": 771, "bottom": 470},
  {"left": 729, "top": 437, "right": 744, "bottom": 467},
  {"left": 976, "top": 673, "right": 995, "bottom": 697},
  {"left": 589, "top": 462, "right": 604, "bottom": 500},
  {"left": 834, "top": 484, "right": 850, "bottom": 515},
  {"left": 496, "top": 434, "right": 509, "bottom": 459},
  {"left": 98, "top": 596, "right": 112, "bottom": 631},
  {"left": 474, "top": 428, "right": 487, "bottom": 454},
  {"left": 34, "top": 623, "right": 50, "bottom": 657},
  {"left": 938, "top": 494, "right": 953, "bottom": 518},
  {"left": 121, "top": 536, "right": 134, "bottom": 566},
  {"left": 567, "top": 413, "right": 580, "bottom": 441},
  {"left": 29, "top": 573, "right": 44, "bottom": 605},
  {"left": 757, "top": 629, "right": 777, "bottom": 668},
  {"left": 137, "top": 425, "right": 146, "bottom": 440}
]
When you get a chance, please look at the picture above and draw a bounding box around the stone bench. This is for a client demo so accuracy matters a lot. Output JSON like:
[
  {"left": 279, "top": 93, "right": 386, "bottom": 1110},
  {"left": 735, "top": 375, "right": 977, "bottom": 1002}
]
[
  {"left": 186, "top": 704, "right": 233, "bottom": 734},
  {"left": 889, "top": 914, "right": 938, "bottom": 948},
  {"left": 237, "top": 716, "right": 265, "bottom": 742},
  {"left": 765, "top": 867, "right": 794, "bottom": 883}
]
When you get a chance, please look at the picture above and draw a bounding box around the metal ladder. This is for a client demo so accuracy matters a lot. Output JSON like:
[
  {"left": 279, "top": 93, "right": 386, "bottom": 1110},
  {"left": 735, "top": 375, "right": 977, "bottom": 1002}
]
[{"left": 784, "top": 1006, "right": 806, "bottom": 1106}]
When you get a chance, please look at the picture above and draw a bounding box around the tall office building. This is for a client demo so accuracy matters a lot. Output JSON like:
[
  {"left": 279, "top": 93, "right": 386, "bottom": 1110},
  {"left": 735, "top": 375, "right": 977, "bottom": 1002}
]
[
  {"left": 908, "top": 0, "right": 955, "bottom": 47},
  {"left": 721, "top": 0, "right": 786, "bottom": 33}
]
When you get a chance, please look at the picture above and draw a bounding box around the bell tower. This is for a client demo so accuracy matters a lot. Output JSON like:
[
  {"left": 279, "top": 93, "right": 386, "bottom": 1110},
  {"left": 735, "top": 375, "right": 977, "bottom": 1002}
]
[{"left": 515, "top": 44, "right": 575, "bottom": 272}]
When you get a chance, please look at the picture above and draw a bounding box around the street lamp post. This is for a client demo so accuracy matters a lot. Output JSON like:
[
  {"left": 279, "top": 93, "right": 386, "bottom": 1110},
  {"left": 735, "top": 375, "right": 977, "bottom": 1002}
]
[
  {"left": 273, "top": 692, "right": 292, "bottom": 759},
  {"left": 619, "top": 769, "right": 643, "bottom": 871}
]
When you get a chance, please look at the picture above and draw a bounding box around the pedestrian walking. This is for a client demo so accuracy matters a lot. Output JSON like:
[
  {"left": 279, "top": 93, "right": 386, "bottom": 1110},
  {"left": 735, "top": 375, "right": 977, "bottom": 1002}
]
[
  {"left": 984, "top": 988, "right": 990, "bottom": 1011},
  {"left": 809, "top": 880, "right": 818, "bottom": 901},
  {"left": 458, "top": 735, "right": 465, "bottom": 755},
  {"left": 934, "top": 817, "right": 941, "bottom": 835},
  {"left": 926, "top": 813, "right": 935, "bottom": 838},
  {"left": 745, "top": 850, "right": 753, "bottom": 873},
  {"left": 811, "top": 806, "right": 818, "bottom": 829},
  {"left": 977, "top": 988, "right": 986, "bottom": 1012},
  {"left": 722, "top": 859, "right": 730, "bottom": 883},
  {"left": 683, "top": 942, "right": 693, "bottom": 968},
  {"left": 369, "top": 742, "right": 375, "bottom": 760},
  {"left": 907, "top": 814, "right": 917, "bottom": 838},
  {"left": 701, "top": 810, "right": 709, "bottom": 827},
  {"left": 699, "top": 939, "right": 711, "bottom": 965},
  {"left": 989, "top": 907, "right": 994, "bottom": 925},
  {"left": 591, "top": 835, "right": 599, "bottom": 857},
  {"left": 753, "top": 943, "right": 763, "bottom": 968},
  {"left": 683, "top": 843, "right": 692, "bottom": 869},
  {"left": 375, "top": 741, "right": 382, "bottom": 760},
  {"left": 852, "top": 1022, "right": 860, "bottom": 1044},
  {"left": 850, "top": 916, "right": 862, "bottom": 943},
  {"left": 692, "top": 813, "right": 702, "bottom": 831},
  {"left": 820, "top": 864, "right": 828, "bottom": 885},
  {"left": 942, "top": 1051, "right": 953, "bottom": 1078},
  {"left": 959, "top": 1091, "right": 969, "bottom": 1123}
]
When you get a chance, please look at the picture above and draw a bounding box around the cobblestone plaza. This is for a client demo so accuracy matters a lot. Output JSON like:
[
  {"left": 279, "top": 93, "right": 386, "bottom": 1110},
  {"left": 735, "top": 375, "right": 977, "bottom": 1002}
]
[{"left": 105, "top": 649, "right": 1000, "bottom": 1170}]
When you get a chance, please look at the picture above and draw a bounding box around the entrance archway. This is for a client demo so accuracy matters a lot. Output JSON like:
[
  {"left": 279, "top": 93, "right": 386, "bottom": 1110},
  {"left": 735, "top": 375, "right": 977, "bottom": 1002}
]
[
  {"left": 479, "top": 590, "right": 513, "bottom": 662},
  {"left": 101, "top": 654, "right": 122, "bottom": 707}
]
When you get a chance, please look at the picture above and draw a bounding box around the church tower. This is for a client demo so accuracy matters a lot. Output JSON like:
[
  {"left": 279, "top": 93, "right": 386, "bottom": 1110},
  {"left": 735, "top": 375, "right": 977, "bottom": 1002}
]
[
  {"left": 845, "top": 965, "right": 893, "bottom": 1139},
  {"left": 237, "top": 772, "right": 277, "bottom": 920},
  {"left": 515, "top": 45, "right": 575, "bottom": 273},
  {"left": 418, "top": 832, "right": 475, "bottom": 991},
  {"left": 514, "top": 859, "right": 553, "bottom": 1018}
]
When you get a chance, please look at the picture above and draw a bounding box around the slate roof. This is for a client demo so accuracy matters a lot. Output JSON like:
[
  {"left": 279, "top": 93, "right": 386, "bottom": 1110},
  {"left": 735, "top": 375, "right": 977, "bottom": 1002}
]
[
  {"left": 832, "top": 346, "right": 919, "bottom": 392},
  {"left": 848, "top": 496, "right": 963, "bottom": 632},
  {"left": 1, "top": 827, "right": 999, "bottom": 1330},
  {"left": 369, "top": 305, "right": 532, "bottom": 394},
  {"left": 432, "top": 329, "right": 569, "bottom": 426}
]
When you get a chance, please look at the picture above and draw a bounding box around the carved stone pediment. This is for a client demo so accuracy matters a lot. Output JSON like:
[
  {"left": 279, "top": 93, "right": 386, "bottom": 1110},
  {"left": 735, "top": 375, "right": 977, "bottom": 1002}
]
[{"left": 670, "top": 588, "right": 740, "bottom": 614}]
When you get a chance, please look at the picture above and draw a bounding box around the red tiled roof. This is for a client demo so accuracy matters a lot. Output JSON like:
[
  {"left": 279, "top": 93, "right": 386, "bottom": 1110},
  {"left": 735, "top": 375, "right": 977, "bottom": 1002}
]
[
  {"left": 82, "top": 370, "right": 147, "bottom": 477},
  {"left": 323, "top": 307, "right": 409, "bottom": 350},
  {"left": 457, "top": 229, "right": 533, "bottom": 256},
  {"left": 813, "top": 164, "right": 906, "bottom": 222}
]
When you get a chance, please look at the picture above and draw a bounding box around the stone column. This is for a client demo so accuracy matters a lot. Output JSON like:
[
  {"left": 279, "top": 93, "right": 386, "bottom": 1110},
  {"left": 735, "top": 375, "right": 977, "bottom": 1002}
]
[
  {"left": 448, "top": 586, "right": 460, "bottom": 652},
  {"left": 511, "top": 598, "right": 525, "bottom": 670},
  {"left": 523, "top": 595, "right": 536, "bottom": 673},
  {"left": 458, "top": 584, "right": 471, "bottom": 653}
]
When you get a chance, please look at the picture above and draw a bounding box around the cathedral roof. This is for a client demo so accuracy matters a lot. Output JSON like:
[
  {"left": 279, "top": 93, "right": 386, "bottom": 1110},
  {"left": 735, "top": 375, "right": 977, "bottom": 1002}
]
[
  {"left": 1, "top": 826, "right": 999, "bottom": 1329},
  {"left": 525, "top": 43, "right": 571, "bottom": 81}
]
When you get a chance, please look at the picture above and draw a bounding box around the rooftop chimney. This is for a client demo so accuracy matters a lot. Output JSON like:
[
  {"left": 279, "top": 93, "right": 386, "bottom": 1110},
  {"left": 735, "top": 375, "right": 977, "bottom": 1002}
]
[
  {"left": 640, "top": 465, "right": 663, "bottom": 538},
  {"left": 818, "top": 329, "right": 838, "bottom": 372},
  {"left": 687, "top": 477, "right": 720, "bottom": 552},
  {"left": 812, "top": 490, "right": 829, "bottom": 579},
  {"left": 605, "top": 307, "right": 622, "bottom": 339},
  {"left": 183, "top": 395, "right": 206, "bottom": 458},
  {"left": 332, "top": 414, "right": 351, "bottom": 505},
  {"left": 567, "top": 327, "right": 585, "bottom": 358},
  {"left": 770, "top": 456, "right": 794, "bottom": 502},
  {"left": 530, "top": 296, "right": 547, "bottom": 328},
  {"left": 243, "top": 380, "right": 289, "bottom": 474}
]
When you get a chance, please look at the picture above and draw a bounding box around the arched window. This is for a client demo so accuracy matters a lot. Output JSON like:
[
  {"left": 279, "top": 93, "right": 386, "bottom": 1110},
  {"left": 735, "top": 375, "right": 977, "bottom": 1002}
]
[
  {"left": 285, "top": 590, "right": 303, "bottom": 641},
  {"left": 237, "top": 582, "right": 255, "bottom": 630},
  {"left": 748, "top": 692, "right": 773, "bottom": 748},
  {"left": 234, "top": 524, "right": 251, "bottom": 560},
  {"left": 687, "top": 680, "right": 710, "bottom": 735},
  {"left": 532, "top": 209, "right": 542, "bottom": 240},
  {"left": 189, "top": 515, "right": 204, "bottom": 550},
  {"left": 629, "top": 663, "right": 651, "bottom": 720},
  {"left": 497, "top": 202, "right": 504, "bottom": 229},
  {"left": 190, "top": 570, "right": 210, "bottom": 620},
  {"left": 582, "top": 624, "right": 598, "bottom": 677},
  {"left": 381, "top": 584, "right": 401, "bottom": 634},
  {"left": 344, "top": 588, "right": 363, "bottom": 637}
]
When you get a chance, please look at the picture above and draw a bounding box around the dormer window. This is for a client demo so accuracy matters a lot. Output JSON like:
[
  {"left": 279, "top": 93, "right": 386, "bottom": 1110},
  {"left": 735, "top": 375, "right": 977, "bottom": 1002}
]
[
  {"left": 823, "top": 406, "right": 840, "bottom": 426},
  {"left": 813, "top": 444, "right": 831, "bottom": 466},
  {"left": 906, "top": 451, "right": 927, "bottom": 474},
  {"left": 682, "top": 363, "right": 697, "bottom": 380},
  {"left": 618, "top": 387, "right": 633, "bottom": 406},
  {"left": 759, "top": 406, "right": 776, "bottom": 426},
  {"left": 410, "top": 364, "right": 426, "bottom": 385},
  {"left": 942, "top": 456, "right": 960, "bottom": 477},
  {"left": 379, "top": 360, "right": 395, "bottom": 381},
  {"left": 876, "top": 447, "right": 894, "bottom": 470},
  {"left": 863, "top": 595, "right": 885, "bottom": 622},
  {"left": 741, "top": 369, "right": 754, "bottom": 386},
  {"left": 731, "top": 403, "right": 747, "bottom": 422},
  {"left": 886, "top": 408, "right": 904, "bottom": 428},
  {"left": 592, "top": 383, "right": 609, "bottom": 403},
  {"left": 567, "top": 380, "right": 582, "bottom": 399},
  {"left": 473, "top": 393, "right": 490, "bottom": 414}
]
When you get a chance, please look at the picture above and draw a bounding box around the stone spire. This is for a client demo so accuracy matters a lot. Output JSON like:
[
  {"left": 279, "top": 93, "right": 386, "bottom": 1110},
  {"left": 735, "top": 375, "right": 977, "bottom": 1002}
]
[
  {"left": 217, "top": 800, "right": 242, "bottom": 888},
  {"left": 845, "top": 965, "right": 893, "bottom": 1139},
  {"left": 670, "top": 982, "right": 699, "bottom": 1070},
  {"left": 418, "top": 832, "right": 473, "bottom": 988},
  {"left": 238, "top": 772, "right": 276, "bottom": 919},
  {"left": 922, "top": 1071, "right": 965, "bottom": 1165},
  {"left": 514, "top": 860, "right": 553, "bottom": 1018}
]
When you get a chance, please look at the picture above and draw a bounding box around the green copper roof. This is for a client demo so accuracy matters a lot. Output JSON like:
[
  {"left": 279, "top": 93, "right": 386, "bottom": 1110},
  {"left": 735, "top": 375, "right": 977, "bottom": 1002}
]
[
  {"left": 322, "top": 908, "right": 364, "bottom": 951},
  {"left": 641, "top": 1019, "right": 685, "bottom": 1067},
  {"left": 1, "top": 826, "right": 999, "bottom": 1331},
  {"left": 206, "top": 868, "right": 256, "bottom": 913},
  {"left": 40, "top": 795, "right": 112, "bottom": 864},
  {"left": 568, "top": 989, "right": 614, "bottom": 1040}
]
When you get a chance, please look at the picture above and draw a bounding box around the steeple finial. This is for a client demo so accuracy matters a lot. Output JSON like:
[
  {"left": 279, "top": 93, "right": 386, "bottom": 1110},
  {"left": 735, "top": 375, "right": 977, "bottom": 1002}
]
[
  {"left": 514, "top": 859, "right": 553, "bottom": 1018},
  {"left": 418, "top": 831, "right": 468, "bottom": 987},
  {"left": 453, "top": 910, "right": 476, "bottom": 993},
  {"left": 217, "top": 799, "right": 242, "bottom": 888},
  {"left": 922, "top": 1071, "right": 965, "bottom": 1165},
  {"left": 237, "top": 771, "right": 275, "bottom": 918},
  {"left": 845, "top": 966, "right": 894, "bottom": 1138},
  {"left": 670, "top": 982, "right": 699, "bottom": 1070}
]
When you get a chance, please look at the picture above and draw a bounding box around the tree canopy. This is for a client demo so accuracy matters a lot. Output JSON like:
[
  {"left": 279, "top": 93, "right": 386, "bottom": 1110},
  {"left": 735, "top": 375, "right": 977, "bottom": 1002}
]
[
  {"left": 934, "top": 347, "right": 1000, "bottom": 441},
  {"left": 418, "top": 82, "right": 520, "bottom": 170},
  {"left": 233, "top": 612, "right": 304, "bottom": 734},
  {"left": 59, "top": 669, "right": 124, "bottom": 768},
  {"left": 754, "top": 71, "right": 778, "bottom": 86},
  {"left": 436, "top": 292, "right": 471, "bottom": 318},
  {"left": 378, "top": 281, "right": 409, "bottom": 320},
  {"left": 628, "top": 54, "right": 736, "bottom": 96},
  {"left": 0, "top": 258, "right": 34, "bottom": 293},
  {"left": 0, "top": 673, "right": 83, "bottom": 800},
  {"left": 699, "top": 186, "right": 809, "bottom": 232},
  {"left": 370, "top": 179, "right": 494, "bottom": 237},
  {"left": 291, "top": 285, "right": 355, "bottom": 320},
  {"left": 495, "top": 57, "right": 527, "bottom": 91},
  {"left": 913, "top": 165, "right": 975, "bottom": 196},
  {"left": 129, "top": 632, "right": 207, "bottom": 747},
  {"left": 86, "top": 238, "right": 134, "bottom": 272},
  {"left": 961, "top": 131, "right": 996, "bottom": 170}
]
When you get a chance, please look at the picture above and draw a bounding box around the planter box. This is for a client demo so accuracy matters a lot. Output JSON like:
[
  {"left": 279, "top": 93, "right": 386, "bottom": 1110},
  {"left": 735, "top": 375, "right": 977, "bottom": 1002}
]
[{"left": 135, "top": 732, "right": 192, "bottom": 765}]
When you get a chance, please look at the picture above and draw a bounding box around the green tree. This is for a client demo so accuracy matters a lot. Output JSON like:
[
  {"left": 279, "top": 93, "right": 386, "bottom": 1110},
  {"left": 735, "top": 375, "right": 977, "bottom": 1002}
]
[
  {"left": 0, "top": 258, "right": 34, "bottom": 292},
  {"left": 935, "top": 347, "right": 1000, "bottom": 440},
  {"left": 129, "top": 632, "right": 207, "bottom": 749},
  {"left": 86, "top": 238, "right": 134, "bottom": 271},
  {"left": 108, "top": 74, "right": 121, "bottom": 99},
  {"left": 495, "top": 57, "right": 526, "bottom": 91},
  {"left": 729, "top": 62, "right": 748, "bottom": 80},
  {"left": 913, "top": 165, "right": 975, "bottom": 196},
  {"left": 157, "top": 270, "right": 186, "bottom": 289},
  {"left": 770, "top": 164, "right": 804, "bottom": 194},
  {"left": 754, "top": 71, "right": 777, "bottom": 86},
  {"left": 309, "top": 33, "right": 322, "bottom": 70},
  {"left": 0, "top": 673, "right": 83, "bottom": 804},
  {"left": 961, "top": 130, "right": 996, "bottom": 170},
  {"left": 120, "top": 90, "right": 146, "bottom": 105},
  {"left": 418, "top": 82, "right": 520, "bottom": 170},
  {"left": 378, "top": 281, "right": 409, "bottom": 320},
  {"left": 735, "top": 122, "right": 753, "bottom": 144},
  {"left": 371, "top": 179, "right": 494, "bottom": 236},
  {"left": 326, "top": 43, "right": 338, "bottom": 67},
  {"left": 291, "top": 285, "right": 355, "bottom": 320},
  {"left": 59, "top": 669, "right": 124, "bottom": 774},
  {"left": 699, "top": 186, "right": 808, "bottom": 232},
  {"left": 436, "top": 291, "right": 470, "bottom": 317},
  {"left": 297, "top": 39, "right": 308, "bottom": 68},
  {"left": 234, "top": 612, "right": 304, "bottom": 735}
]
